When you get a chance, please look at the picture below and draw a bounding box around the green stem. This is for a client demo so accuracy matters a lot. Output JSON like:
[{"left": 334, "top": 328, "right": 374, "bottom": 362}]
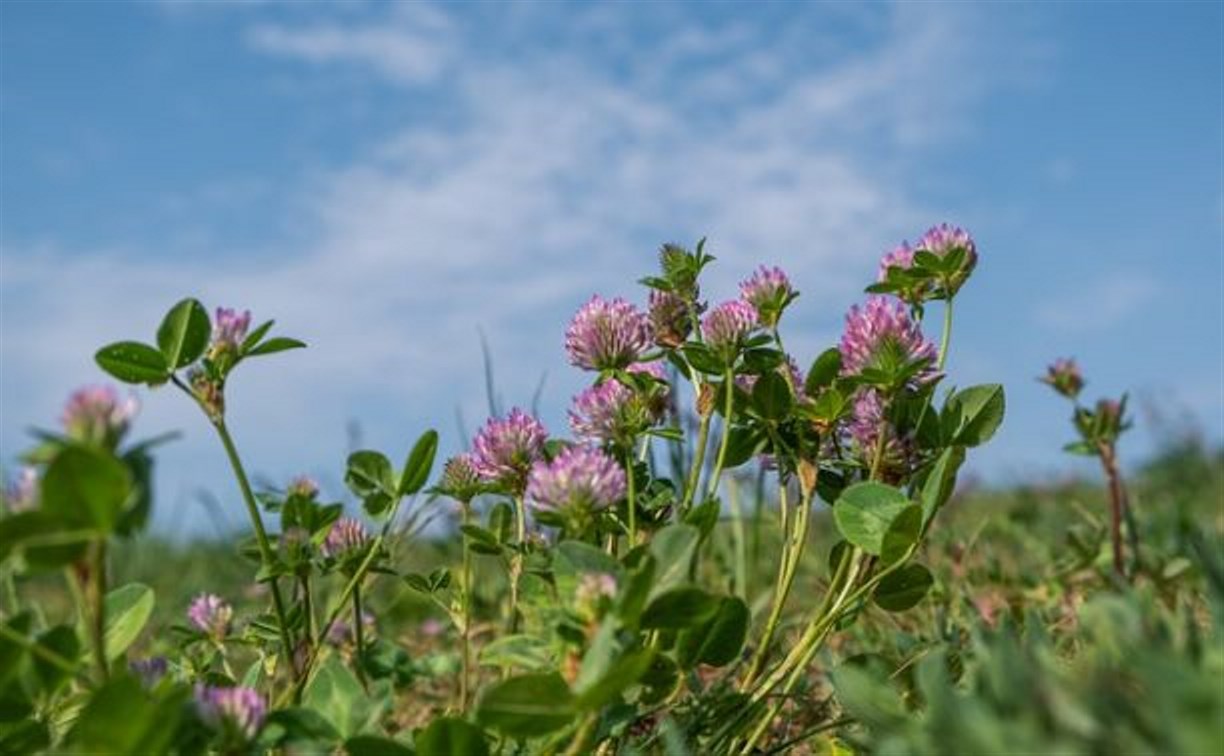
[
  {"left": 459, "top": 501, "right": 474, "bottom": 710},
  {"left": 704, "top": 369, "right": 737, "bottom": 501},
  {"left": 301, "top": 575, "right": 315, "bottom": 647},
  {"left": 0, "top": 623, "right": 88, "bottom": 683},
  {"left": 937, "top": 296, "right": 954, "bottom": 371},
  {"left": 625, "top": 450, "right": 638, "bottom": 548},
  {"left": 2, "top": 570, "right": 18, "bottom": 618},
  {"left": 213, "top": 420, "right": 298, "bottom": 682},
  {"left": 508, "top": 494, "right": 526, "bottom": 633},
  {"left": 90, "top": 541, "right": 108, "bottom": 682},
  {"left": 562, "top": 714, "right": 601, "bottom": 756},
  {"left": 729, "top": 476, "right": 747, "bottom": 598},
  {"left": 352, "top": 583, "right": 367, "bottom": 687},
  {"left": 681, "top": 413, "right": 712, "bottom": 513}
]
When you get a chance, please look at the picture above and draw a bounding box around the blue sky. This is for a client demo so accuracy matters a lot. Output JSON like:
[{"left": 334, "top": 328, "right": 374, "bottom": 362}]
[{"left": 2, "top": 1, "right": 1221, "bottom": 535}]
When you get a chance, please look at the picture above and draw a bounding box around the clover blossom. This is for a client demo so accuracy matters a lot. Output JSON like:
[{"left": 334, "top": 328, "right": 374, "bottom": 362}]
[
  {"left": 187, "top": 594, "right": 233, "bottom": 640},
  {"left": 876, "top": 240, "right": 916, "bottom": 281},
  {"left": 574, "top": 572, "right": 618, "bottom": 622},
  {"left": 212, "top": 307, "right": 251, "bottom": 352},
  {"left": 439, "top": 452, "right": 483, "bottom": 503},
  {"left": 194, "top": 685, "right": 267, "bottom": 741},
  {"left": 471, "top": 408, "right": 548, "bottom": 493},
  {"left": 1041, "top": 358, "right": 1084, "bottom": 400},
  {"left": 286, "top": 475, "right": 319, "bottom": 499},
  {"left": 130, "top": 656, "right": 168, "bottom": 688},
  {"left": 526, "top": 446, "right": 626, "bottom": 515},
  {"left": 3, "top": 467, "right": 38, "bottom": 513},
  {"left": 702, "top": 300, "right": 758, "bottom": 360},
  {"left": 846, "top": 389, "right": 913, "bottom": 478},
  {"left": 916, "top": 223, "right": 977, "bottom": 268},
  {"left": 838, "top": 297, "right": 937, "bottom": 385},
  {"left": 648, "top": 289, "right": 693, "bottom": 349},
  {"left": 322, "top": 516, "right": 370, "bottom": 560},
  {"left": 569, "top": 380, "right": 636, "bottom": 446},
  {"left": 61, "top": 385, "right": 138, "bottom": 448},
  {"left": 565, "top": 295, "right": 651, "bottom": 371},
  {"left": 738, "top": 266, "right": 795, "bottom": 328}
]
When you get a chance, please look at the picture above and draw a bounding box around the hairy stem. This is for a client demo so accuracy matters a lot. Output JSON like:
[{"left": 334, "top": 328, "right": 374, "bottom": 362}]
[
  {"left": 459, "top": 501, "right": 474, "bottom": 710},
  {"left": 625, "top": 450, "right": 638, "bottom": 548},
  {"left": 89, "top": 541, "right": 108, "bottom": 683},
  {"left": 1098, "top": 444, "right": 1128, "bottom": 578},
  {"left": 352, "top": 583, "right": 367, "bottom": 687},
  {"left": 704, "top": 369, "right": 737, "bottom": 501},
  {"left": 508, "top": 494, "right": 526, "bottom": 633},
  {"left": 681, "top": 413, "right": 712, "bottom": 513}
]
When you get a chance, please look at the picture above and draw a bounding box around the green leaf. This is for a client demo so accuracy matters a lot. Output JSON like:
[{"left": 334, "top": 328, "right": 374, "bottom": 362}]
[
  {"left": 616, "top": 556, "right": 656, "bottom": 627},
  {"left": 266, "top": 707, "right": 342, "bottom": 745},
  {"left": 475, "top": 672, "right": 576, "bottom": 739},
  {"left": 478, "top": 635, "right": 553, "bottom": 672},
  {"left": 832, "top": 482, "right": 912, "bottom": 556},
  {"left": 647, "top": 525, "right": 700, "bottom": 595},
  {"left": 872, "top": 563, "right": 934, "bottom": 612},
  {"left": 97, "top": 583, "right": 154, "bottom": 662},
  {"left": 942, "top": 384, "right": 1005, "bottom": 447},
  {"left": 398, "top": 430, "right": 439, "bottom": 496},
  {"left": 240, "top": 319, "right": 275, "bottom": 353},
  {"left": 343, "top": 735, "right": 414, "bottom": 755},
  {"left": 156, "top": 298, "right": 211, "bottom": 369},
  {"left": 95, "top": 342, "right": 168, "bottom": 385},
  {"left": 920, "top": 446, "right": 965, "bottom": 527},
  {"left": 415, "top": 718, "right": 488, "bottom": 756},
  {"left": 675, "top": 596, "right": 749, "bottom": 669},
  {"left": 574, "top": 647, "right": 654, "bottom": 711},
  {"left": 42, "top": 446, "right": 133, "bottom": 533},
  {"left": 750, "top": 371, "right": 793, "bottom": 421},
  {"left": 246, "top": 336, "right": 307, "bottom": 357},
  {"left": 305, "top": 656, "right": 377, "bottom": 739},
  {"left": 805, "top": 348, "right": 842, "bottom": 396},
  {"left": 682, "top": 343, "right": 725, "bottom": 375},
  {"left": 345, "top": 451, "right": 396, "bottom": 498},
  {"left": 640, "top": 587, "right": 720, "bottom": 630},
  {"left": 66, "top": 675, "right": 186, "bottom": 755},
  {"left": 880, "top": 506, "right": 923, "bottom": 566},
  {"left": 829, "top": 663, "right": 907, "bottom": 731},
  {"left": 31, "top": 625, "right": 79, "bottom": 694}
]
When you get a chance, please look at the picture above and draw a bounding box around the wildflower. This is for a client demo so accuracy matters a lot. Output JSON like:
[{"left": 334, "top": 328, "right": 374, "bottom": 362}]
[
  {"left": 648, "top": 290, "right": 693, "bottom": 349},
  {"left": 194, "top": 685, "right": 267, "bottom": 741},
  {"left": 3, "top": 467, "right": 38, "bottom": 513},
  {"left": 838, "top": 297, "right": 937, "bottom": 385},
  {"left": 917, "top": 223, "right": 977, "bottom": 268},
  {"left": 738, "top": 266, "right": 795, "bottom": 328},
  {"left": 130, "top": 656, "right": 168, "bottom": 688},
  {"left": 627, "top": 361, "right": 672, "bottom": 419},
  {"left": 876, "top": 241, "right": 915, "bottom": 281},
  {"left": 526, "top": 446, "right": 626, "bottom": 515},
  {"left": 735, "top": 356, "right": 806, "bottom": 398},
  {"left": 61, "top": 385, "right": 138, "bottom": 448},
  {"left": 212, "top": 308, "right": 251, "bottom": 352},
  {"left": 322, "top": 517, "right": 370, "bottom": 560},
  {"left": 1041, "top": 358, "right": 1084, "bottom": 400},
  {"left": 187, "top": 594, "right": 233, "bottom": 640},
  {"left": 471, "top": 408, "right": 548, "bottom": 493},
  {"left": 438, "top": 453, "right": 484, "bottom": 503},
  {"left": 846, "top": 389, "right": 913, "bottom": 479},
  {"left": 565, "top": 295, "right": 652, "bottom": 371},
  {"left": 701, "top": 300, "right": 758, "bottom": 361},
  {"left": 286, "top": 475, "right": 319, "bottom": 499}
]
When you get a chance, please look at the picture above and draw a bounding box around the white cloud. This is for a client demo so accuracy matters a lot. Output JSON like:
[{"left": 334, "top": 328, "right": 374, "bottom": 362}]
[
  {"left": 1034, "top": 272, "right": 1161, "bottom": 333},
  {"left": 1, "top": 2, "right": 1041, "bottom": 529}
]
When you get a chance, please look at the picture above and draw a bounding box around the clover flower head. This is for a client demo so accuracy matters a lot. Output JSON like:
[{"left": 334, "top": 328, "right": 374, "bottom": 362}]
[
  {"left": 917, "top": 223, "right": 977, "bottom": 265},
  {"left": 627, "top": 361, "right": 672, "bottom": 418},
  {"left": 565, "top": 295, "right": 651, "bottom": 371},
  {"left": 876, "top": 241, "right": 916, "bottom": 281},
  {"left": 1041, "top": 358, "right": 1084, "bottom": 400},
  {"left": 3, "top": 467, "right": 38, "bottom": 513},
  {"left": 61, "top": 385, "right": 138, "bottom": 447},
  {"left": 188, "top": 594, "right": 233, "bottom": 639},
  {"left": 439, "top": 452, "right": 483, "bottom": 503},
  {"left": 701, "top": 300, "right": 758, "bottom": 356},
  {"left": 194, "top": 685, "right": 267, "bottom": 741},
  {"left": 471, "top": 408, "right": 548, "bottom": 491},
  {"left": 569, "top": 380, "right": 636, "bottom": 446},
  {"left": 322, "top": 516, "right": 370, "bottom": 559},
  {"left": 738, "top": 266, "right": 794, "bottom": 327},
  {"left": 574, "top": 572, "right": 618, "bottom": 620},
  {"left": 286, "top": 475, "right": 319, "bottom": 499},
  {"left": 846, "top": 389, "right": 913, "bottom": 478},
  {"left": 526, "top": 446, "right": 626, "bottom": 514},
  {"left": 648, "top": 289, "right": 693, "bottom": 349},
  {"left": 130, "top": 656, "right": 168, "bottom": 688},
  {"left": 212, "top": 307, "right": 251, "bottom": 351},
  {"left": 838, "top": 297, "right": 937, "bottom": 383}
]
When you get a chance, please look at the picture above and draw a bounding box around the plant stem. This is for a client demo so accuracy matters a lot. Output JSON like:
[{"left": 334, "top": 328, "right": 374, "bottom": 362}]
[
  {"left": 508, "top": 494, "right": 526, "bottom": 633},
  {"left": 459, "top": 501, "right": 474, "bottom": 710},
  {"left": 352, "top": 583, "right": 367, "bottom": 687},
  {"left": 0, "top": 623, "right": 88, "bottom": 683},
  {"left": 213, "top": 419, "right": 298, "bottom": 683},
  {"left": 937, "top": 296, "right": 954, "bottom": 371},
  {"left": 681, "top": 413, "right": 712, "bottom": 514},
  {"left": 90, "top": 541, "right": 108, "bottom": 683},
  {"left": 562, "top": 714, "right": 600, "bottom": 756},
  {"left": 1098, "top": 443, "right": 1128, "bottom": 578},
  {"left": 301, "top": 575, "right": 315, "bottom": 647},
  {"left": 704, "top": 369, "right": 737, "bottom": 501},
  {"left": 625, "top": 450, "right": 638, "bottom": 548},
  {"left": 729, "top": 476, "right": 747, "bottom": 598}
]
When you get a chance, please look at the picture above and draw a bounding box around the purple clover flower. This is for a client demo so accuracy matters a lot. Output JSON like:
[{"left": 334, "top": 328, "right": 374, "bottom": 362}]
[
  {"left": 702, "top": 300, "right": 758, "bottom": 359},
  {"left": 526, "top": 446, "right": 626, "bottom": 514},
  {"left": 194, "top": 685, "right": 267, "bottom": 740},
  {"left": 440, "top": 452, "right": 483, "bottom": 503},
  {"left": 838, "top": 297, "right": 937, "bottom": 383},
  {"left": 212, "top": 307, "right": 251, "bottom": 352},
  {"left": 569, "top": 380, "right": 636, "bottom": 446},
  {"left": 61, "top": 385, "right": 138, "bottom": 447},
  {"left": 648, "top": 289, "right": 693, "bottom": 349},
  {"left": 1041, "top": 358, "right": 1084, "bottom": 400},
  {"left": 286, "top": 475, "right": 319, "bottom": 499},
  {"left": 738, "top": 266, "right": 794, "bottom": 327},
  {"left": 917, "top": 223, "right": 977, "bottom": 266},
  {"left": 565, "top": 295, "right": 651, "bottom": 371},
  {"left": 471, "top": 408, "right": 548, "bottom": 492},
  {"left": 846, "top": 389, "right": 912, "bottom": 477},
  {"left": 187, "top": 594, "right": 233, "bottom": 640},
  {"left": 130, "top": 656, "right": 168, "bottom": 688},
  {"left": 876, "top": 241, "right": 915, "bottom": 281},
  {"left": 322, "top": 517, "right": 370, "bottom": 559},
  {"left": 3, "top": 467, "right": 38, "bottom": 513}
]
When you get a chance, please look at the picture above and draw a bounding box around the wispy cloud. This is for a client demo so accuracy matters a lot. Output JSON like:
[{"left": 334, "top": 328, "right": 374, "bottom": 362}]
[
  {"left": 1, "top": 2, "right": 1041, "bottom": 526},
  {"left": 1034, "top": 272, "right": 1161, "bottom": 333}
]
